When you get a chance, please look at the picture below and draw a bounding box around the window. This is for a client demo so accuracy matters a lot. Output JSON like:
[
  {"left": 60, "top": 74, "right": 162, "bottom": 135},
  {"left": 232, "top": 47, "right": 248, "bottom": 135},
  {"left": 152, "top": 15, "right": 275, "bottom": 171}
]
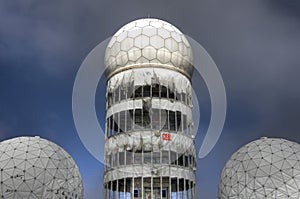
[
  {"left": 171, "top": 151, "right": 177, "bottom": 165},
  {"left": 119, "top": 152, "right": 125, "bottom": 166},
  {"left": 109, "top": 116, "right": 114, "bottom": 136},
  {"left": 144, "top": 152, "right": 151, "bottom": 164},
  {"left": 162, "top": 110, "right": 169, "bottom": 131},
  {"left": 176, "top": 91, "right": 181, "bottom": 101},
  {"left": 134, "top": 152, "right": 142, "bottom": 164},
  {"left": 134, "top": 86, "right": 142, "bottom": 98},
  {"left": 171, "top": 178, "right": 177, "bottom": 199},
  {"left": 176, "top": 111, "right": 182, "bottom": 132},
  {"left": 169, "top": 89, "right": 175, "bottom": 99},
  {"left": 106, "top": 118, "right": 110, "bottom": 138},
  {"left": 169, "top": 111, "right": 176, "bottom": 131},
  {"left": 106, "top": 154, "right": 111, "bottom": 170},
  {"left": 161, "top": 85, "right": 168, "bottom": 98},
  {"left": 134, "top": 189, "right": 139, "bottom": 197},
  {"left": 126, "top": 178, "right": 132, "bottom": 198},
  {"left": 107, "top": 91, "right": 113, "bottom": 107},
  {"left": 120, "top": 86, "right": 126, "bottom": 101},
  {"left": 112, "top": 181, "right": 118, "bottom": 199},
  {"left": 178, "top": 154, "right": 184, "bottom": 166},
  {"left": 134, "top": 109, "right": 142, "bottom": 128},
  {"left": 126, "top": 110, "right": 133, "bottom": 131},
  {"left": 143, "top": 85, "right": 151, "bottom": 97},
  {"left": 152, "top": 109, "right": 160, "bottom": 130},
  {"left": 111, "top": 153, "right": 117, "bottom": 167},
  {"left": 126, "top": 151, "right": 132, "bottom": 165},
  {"left": 182, "top": 92, "right": 186, "bottom": 104},
  {"left": 142, "top": 108, "right": 151, "bottom": 127},
  {"left": 114, "top": 86, "right": 120, "bottom": 103},
  {"left": 162, "top": 189, "right": 167, "bottom": 198},
  {"left": 152, "top": 84, "right": 160, "bottom": 97},
  {"left": 119, "top": 111, "right": 126, "bottom": 133},
  {"left": 179, "top": 179, "right": 184, "bottom": 199},
  {"left": 153, "top": 151, "right": 160, "bottom": 164},
  {"left": 185, "top": 155, "right": 189, "bottom": 167},
  {"left": 128, "top": 83, "right": 134, "bottom": 99},
  {"left": 182, "top": 114, "right": 187, "bottom": 134},
  {"left": 113, "top": 113, "right": 119, "bottom": 135},
  {"left": 185, "top": 180, "right": 190, "bottom": 199},
  {"left": 162, "top": 150, "right": 169, "bottom": 164}
]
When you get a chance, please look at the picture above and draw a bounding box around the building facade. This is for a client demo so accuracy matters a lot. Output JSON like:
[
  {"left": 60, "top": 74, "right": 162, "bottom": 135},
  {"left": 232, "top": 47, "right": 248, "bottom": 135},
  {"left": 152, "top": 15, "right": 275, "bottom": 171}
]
[{"left": 103, "top": 18, "right": 196, "bottom": 199}]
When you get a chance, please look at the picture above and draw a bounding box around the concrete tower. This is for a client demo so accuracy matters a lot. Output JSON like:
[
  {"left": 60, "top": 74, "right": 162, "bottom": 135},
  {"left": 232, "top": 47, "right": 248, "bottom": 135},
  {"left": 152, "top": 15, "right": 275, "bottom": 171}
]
[{"left": 103, "top": 18, "right": 196, "bottom": 199}]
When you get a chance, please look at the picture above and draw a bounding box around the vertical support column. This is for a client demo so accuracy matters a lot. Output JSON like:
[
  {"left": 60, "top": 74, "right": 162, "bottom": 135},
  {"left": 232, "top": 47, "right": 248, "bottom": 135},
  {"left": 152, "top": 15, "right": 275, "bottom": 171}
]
[
  {"left": 116, "top": 179, "right": 119, "bottom": 199},
  {"left": 132, "top": 167, "right": 134, "bottom": 199},
  {"left": 183, "top": 178, "right": 186, "bottom": 199},
  {"left": 160, "top": 150, "right": 163, "bottom": 199},
  {"left": 168, "top": 145, "right": 171, "bottom": 199},
  {"left": 151, "top": 176, "right": 153, "bottom": 199},
  {"left": 169, "top": 177, "right": 171, "bottom": 199},
  {"left": 123, "top": 178, "right": 126, "bottom": 199},
  {"left": 110, "top": 181, "right": 112, "bottom": 199},
  {"left": 177, "top": 178, "right": 179, "bottom": 199},
  {"left": 141, "top": 176, "right": 144, "bottom": 199}
]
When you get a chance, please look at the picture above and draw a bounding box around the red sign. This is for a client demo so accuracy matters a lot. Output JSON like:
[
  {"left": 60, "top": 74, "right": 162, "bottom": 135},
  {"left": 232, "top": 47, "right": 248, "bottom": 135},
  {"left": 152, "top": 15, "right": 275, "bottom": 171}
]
[{"left": 162, "top": 133, "right": 171, "bottom": 141}]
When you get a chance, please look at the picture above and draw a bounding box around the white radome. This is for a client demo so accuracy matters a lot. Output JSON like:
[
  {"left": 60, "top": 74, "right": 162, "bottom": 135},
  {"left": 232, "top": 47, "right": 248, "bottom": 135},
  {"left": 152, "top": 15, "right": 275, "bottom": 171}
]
[
  {"left": 105, "top": 18, "right": 193, "bottom": 78},
  {"left": 0, "top": 136, "right": 83, "bottom": 199},
  {"left": 219, "top": 137, "right": 300, "bottom": 199}
]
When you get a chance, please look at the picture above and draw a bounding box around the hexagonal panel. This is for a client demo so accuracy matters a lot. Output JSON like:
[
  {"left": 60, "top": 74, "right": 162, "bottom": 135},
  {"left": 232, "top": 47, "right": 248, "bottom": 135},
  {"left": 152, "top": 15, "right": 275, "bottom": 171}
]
[
  {"left": 165, "top": 38, "right": 179, "bottom": 52},
  {"left": 134, "top": 35, "right": 150, "bottom": 48},
  {"left": 178, "top": 42, "right": 188, "bottom": 56},
  {"left": 150, "top": 35, "right": 164, "bottom": 49},
  {"left": 123, "top": 21, "right": 136, "bottom": 31},
  {"left": 182, "top": 35, "right": 190, "bottom": 47},
  {"left": 142, "top": 46, "right": 157, "bottom": 60},
  {"left": 171, "top": 51, "right": 183, "bottom": 66},
  {"left": 136, "top": 56, "right": 150, "bottom": 64},
  {"left": 116, "top": 51, "right": 128, "bottom": 66},
  {"left": 121, "top": 38, "right": 134, "bottom": 51},
  {"left": 136, "top": 20, "right": 149, "bottom": 28},
  {"left": 150, "top": 21, "right": 163, "bottom": 28},
  {"left": 171, "top": 31, "right": 182, "bottom": 42},
  {"left": 110, "top": 42, "right": 121, "bottom": 57},
  {"left": 149, "top": 58, "right": 160, "bottom": 64},
  {"left": 108, "top": 56, "right": 117, "bottom": 68},
  {"left": 128, "top": 27, "right": 142, "bottom": 38},
  {"left": 107, "top": 37, "right": 116, "bottom": 48},
  {"left": 116, "top": 31, "right": 128, "bottom": 42},
  {"left": 157, "top": 28, "right": 171, "bottom": 39},
  {"left": 114, "top": 27, "right": 124, "bottom": 36},
  {"left": 163, "top": 24, "right": 174, "bottom": 32},
  {"left": 128, "top": 47, "right": 142, "bottom": 62},
  {"left": 157, "top": 48, "right": 171, "bottom": 64},
  {"left": 142, "top": 26, "right": 157, "bottom": 37},
  {"left": 182, "top": 56, "right": 192, "bottom": 68}
]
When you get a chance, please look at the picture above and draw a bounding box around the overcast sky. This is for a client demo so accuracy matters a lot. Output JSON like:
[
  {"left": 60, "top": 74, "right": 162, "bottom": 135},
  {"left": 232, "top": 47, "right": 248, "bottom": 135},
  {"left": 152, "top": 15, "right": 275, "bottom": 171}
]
[{"left": 1, "top": 0, "right": 300, "bottom": 198}]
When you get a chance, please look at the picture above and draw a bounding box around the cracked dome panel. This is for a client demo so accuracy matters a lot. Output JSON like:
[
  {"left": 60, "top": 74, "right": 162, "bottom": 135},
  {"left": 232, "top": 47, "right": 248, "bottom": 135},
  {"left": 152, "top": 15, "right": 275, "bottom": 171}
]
[
  {"left": 219, "top": 137, "right": 300, "bottom": 199},
  {"left": 105, "top": 18, "right": 193, "bottom": 78},
  {"left": 0, "top": 136, "right": 83, "bottom": 199}
]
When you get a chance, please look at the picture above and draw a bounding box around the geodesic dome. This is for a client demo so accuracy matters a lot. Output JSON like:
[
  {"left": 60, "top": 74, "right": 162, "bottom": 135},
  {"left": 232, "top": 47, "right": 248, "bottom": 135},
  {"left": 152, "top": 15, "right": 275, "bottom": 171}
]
[
  {"left": 219, "top": 137, "right": 300, "bottom": 199},
  {"left": 0, "top": 136, "right": 83, "bottom": 199},
  {"left": 104, "top": 18, "right": 193, "bottom": 79}
]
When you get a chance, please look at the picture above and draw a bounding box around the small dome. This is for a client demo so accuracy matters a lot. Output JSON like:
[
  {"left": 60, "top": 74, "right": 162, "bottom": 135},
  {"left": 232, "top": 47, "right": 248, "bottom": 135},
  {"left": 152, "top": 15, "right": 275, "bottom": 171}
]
[
  {"left": 219, "top": 137, "right": 300, "bottom": 199},
  {"left": 105, "top": 18, "right": 193, "bottom": 79},
  {"left": 0, "top": 136, "right": 83, "bottom": 198}
]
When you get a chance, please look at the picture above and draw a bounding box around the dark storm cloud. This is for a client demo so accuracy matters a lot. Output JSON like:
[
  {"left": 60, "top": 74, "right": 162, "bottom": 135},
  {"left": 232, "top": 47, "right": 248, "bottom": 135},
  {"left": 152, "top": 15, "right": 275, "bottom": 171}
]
[{"left": 1, "top": 0, "right": 300, "bottom": 198}]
